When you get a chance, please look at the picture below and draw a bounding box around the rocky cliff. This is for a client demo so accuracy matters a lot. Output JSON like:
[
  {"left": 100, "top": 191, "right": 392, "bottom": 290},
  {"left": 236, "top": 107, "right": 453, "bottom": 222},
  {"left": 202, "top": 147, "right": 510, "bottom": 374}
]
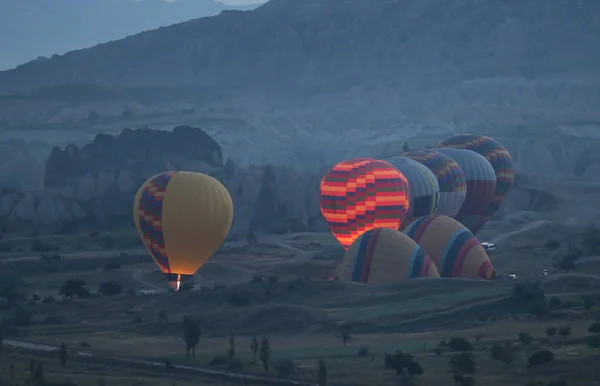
[{"left": 0, "top": 127, "right": 327, "bottom": 234}]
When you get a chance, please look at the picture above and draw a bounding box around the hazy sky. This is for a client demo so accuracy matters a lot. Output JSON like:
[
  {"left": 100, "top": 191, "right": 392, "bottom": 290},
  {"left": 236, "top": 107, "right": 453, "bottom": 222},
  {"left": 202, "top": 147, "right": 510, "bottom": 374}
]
[{"left": 0, "top": 0, "right": 267, "bottom": 71}]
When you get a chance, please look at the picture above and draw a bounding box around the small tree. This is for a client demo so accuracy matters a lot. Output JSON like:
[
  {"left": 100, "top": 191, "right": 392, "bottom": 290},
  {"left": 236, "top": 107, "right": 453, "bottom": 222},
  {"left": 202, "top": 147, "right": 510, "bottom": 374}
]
[
  {"left": 250, "top": 336, "right": 259, "bottom": 363},
  {"left": 588, "top": 322, "right": 600, "bottom": 334},
  {"left": 98, "top": 281, "right": 123, "bottom": 296},
  {"left": 260, "top": 337, "right": 272, "bottom": 372},
  {"left": 317, "top": 359, "right": 328, "bottom": 386},
  {"left": 545, "top": 327, "right": 557, "bottom": 338},
  {"left": 448, "top": 337, "right": 473, "bottom": 352},
  {"left": 59, "top": 343, "right": 67, "bottom": 367},
  {"left": 554, "top": 256, "right": 577, "bottom": 272},
  {"left": 228, "top": 333, "right": 236, "bottom": 360},
  {"left": 402, "top": 142, "right": 410, "bottom": 152},
  {"left": 182, "top": 315, "right": 201, "bottom": 359},
  {"left": 449, "top": 352, "right": 476, "bottom": 385},
  {"left": 59, "top": 280, "right": 91, "bottom": 298},
  {"left": 338, "top": 323, "right": 353, "bottom": 347},
  {"left": 490, "top": 343, "right": 517, "bottom": 366},
  {"left": 384, "top": 350, "right": 424, "bottom": 377},
  {"left": 558, "top": 326, "right": 571, "bottom": 338},
  {"left": 518, "top": 331, "right": 534, "bottom": 346}
]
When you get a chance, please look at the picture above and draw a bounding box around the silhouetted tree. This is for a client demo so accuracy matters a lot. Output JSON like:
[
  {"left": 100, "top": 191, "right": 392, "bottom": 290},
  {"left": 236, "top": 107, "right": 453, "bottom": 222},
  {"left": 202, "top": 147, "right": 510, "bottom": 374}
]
[
  {"left": 450, "top": 352, "right": 476, "bottom": 385},
  {"left": 59, "top": 280, "right": 90, "bottom": 298},
  {"left": 384, "top": 350, "right": 424, "bottom": 378},
  {"left": 182, "top": 315, "right": 201, "bottom": 359},
  {"left": 250, "top": 336, "right": 259, "bottom": 363},
  {"left": 402, "top": 142, "right": 410, "bottom": 152},
  {"left": 228, "top": 333, "right": 236, "bottom": 360},
  {"left": 518, "top": 332, "right": 534, "bottom": 346},
  {"left": 317, "top": 359, "right": 328, "bottom": 386},
  {"left": 558, "top": 326, "right": 571, "bottom": 338},
  {"left": 588, "top": 322, "right": 600, "bottom": 334},
  {"left": 59, "top": 342, "right": 67, "bottom": 367},
  {"left": 448, "top": 337, "right": 473, "bottom": 352},
  {"left": 260, "top": 337, "right": 271, "bottom": 372},
  {"left": 338, "top": 323, "right": 353, "bottom": 347},
  {"left": 545, "top": 327, "right": 557, "bottom": 338},
  {"left": 528, "top": 350, "right": 554, "bottom": 367}
]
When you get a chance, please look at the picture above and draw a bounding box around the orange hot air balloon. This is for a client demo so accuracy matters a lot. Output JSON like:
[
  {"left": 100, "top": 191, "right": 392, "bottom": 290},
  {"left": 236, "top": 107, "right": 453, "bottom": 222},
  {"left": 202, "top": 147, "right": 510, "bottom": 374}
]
[
  {"left": 133, "top": 171, "right": 233, "bottom": 290},
  {"left": 319, "top": 158, "right": 410, "bottom": 250}
]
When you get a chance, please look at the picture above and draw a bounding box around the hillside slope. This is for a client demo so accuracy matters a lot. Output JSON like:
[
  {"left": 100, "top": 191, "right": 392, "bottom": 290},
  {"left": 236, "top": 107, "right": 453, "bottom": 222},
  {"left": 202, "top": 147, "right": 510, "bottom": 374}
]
[{"left": 1, "top": 0, "right": 599, "bottom": 91}]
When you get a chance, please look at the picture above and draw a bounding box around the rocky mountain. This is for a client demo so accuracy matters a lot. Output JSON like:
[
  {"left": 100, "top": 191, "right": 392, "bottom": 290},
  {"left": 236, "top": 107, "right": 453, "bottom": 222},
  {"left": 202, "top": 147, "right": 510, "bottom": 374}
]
[{"left": 0, "top": 0, "right": 261, "bottom": 71}]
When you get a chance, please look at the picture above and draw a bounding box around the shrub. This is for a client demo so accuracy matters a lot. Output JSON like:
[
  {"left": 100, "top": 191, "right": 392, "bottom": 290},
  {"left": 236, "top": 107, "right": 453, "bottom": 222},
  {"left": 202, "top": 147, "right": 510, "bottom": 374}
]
[
  {"left": 448, "top": 337, "right": 473, "bottom": 352},
  {"left": 357, "top": 347, "right": 370, "bottom": 357},
  {"left": 528, "top": 350, "right": 554, "bottom": 367}
]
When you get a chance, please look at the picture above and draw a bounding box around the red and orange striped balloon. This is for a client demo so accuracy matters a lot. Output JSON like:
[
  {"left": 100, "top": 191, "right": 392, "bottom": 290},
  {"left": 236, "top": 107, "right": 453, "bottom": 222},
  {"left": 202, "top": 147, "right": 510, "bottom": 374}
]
[{"left": 319, "top": 158, "right": 410, "bottom": 250}]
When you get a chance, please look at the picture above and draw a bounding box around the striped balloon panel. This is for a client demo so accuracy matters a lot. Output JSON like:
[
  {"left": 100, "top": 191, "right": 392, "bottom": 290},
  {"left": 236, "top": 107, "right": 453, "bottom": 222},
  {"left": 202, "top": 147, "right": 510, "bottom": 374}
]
[
  {"left": 135, "top": 171, "right": 176, "bottom": 273},
  {"left": 319, "top": 159, "right": 410, "bottom": 250},
  {"left": 435, "top": 148, "right": 496, "bottom": 233},
  {"left": 439, "top": 135, "right": 515, "bottom": 233},
  {"left": 402, "top": 150, "right": 467, "bottom": 218},
  {"left": 404, "top": 215, "right": 494, "bottom": 280},
  {"left": 335, "top": 228, "right": 439, "bottom": 284},
  {"left": 384, "top": 156, "right": 440, "bottom": 227}
]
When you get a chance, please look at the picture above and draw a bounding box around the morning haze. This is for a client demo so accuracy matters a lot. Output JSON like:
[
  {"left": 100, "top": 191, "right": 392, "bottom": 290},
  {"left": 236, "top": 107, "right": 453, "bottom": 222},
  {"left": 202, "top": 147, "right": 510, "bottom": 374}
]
[{"left": 1, "top": 1, "right": 600, "bottom": 385}]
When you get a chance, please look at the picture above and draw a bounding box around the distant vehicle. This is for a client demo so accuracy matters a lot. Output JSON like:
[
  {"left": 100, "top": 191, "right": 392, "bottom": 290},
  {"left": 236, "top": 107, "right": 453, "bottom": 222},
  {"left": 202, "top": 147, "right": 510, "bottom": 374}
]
[
  {"left": 508, "top": 274, "right": 517, "bottom": 280},
  {"left": 140, "top": 289, "right": 159, "bottom": 296},
  {"left": 543, "top": 269, "right": 548, "bottom": 276},
  {"left": 481, "top": 242, "right": 497, "bottom": 252}
]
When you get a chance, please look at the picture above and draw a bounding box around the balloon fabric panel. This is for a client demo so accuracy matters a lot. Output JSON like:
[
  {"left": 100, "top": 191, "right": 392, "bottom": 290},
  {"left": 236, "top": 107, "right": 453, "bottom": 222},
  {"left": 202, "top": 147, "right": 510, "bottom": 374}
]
[
  {"left": 319, "top": 159, "right": 410, "bottom": 249},
  {"left": 136, "top": 171, "right": 175, "bottom": 273}
]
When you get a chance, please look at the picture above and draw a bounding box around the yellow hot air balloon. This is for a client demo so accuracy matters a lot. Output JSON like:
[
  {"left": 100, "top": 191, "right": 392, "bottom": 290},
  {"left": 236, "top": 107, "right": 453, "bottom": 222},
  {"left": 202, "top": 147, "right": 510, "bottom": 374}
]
[{"left": 133, "top": 171, "right": 233, "bottom": 290}]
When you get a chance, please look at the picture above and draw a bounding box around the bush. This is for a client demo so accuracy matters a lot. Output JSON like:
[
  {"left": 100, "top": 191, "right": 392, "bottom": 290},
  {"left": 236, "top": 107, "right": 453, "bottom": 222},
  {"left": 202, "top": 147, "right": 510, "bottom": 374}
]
[
  {"left": 274, "top": 359, "right": 295, "bottom": 377},
  {"left": 512, "top": 281, "right": 545, "bottom": 303},
  {"left": 588, "top": 322, "right": 600, "bottom": 334},
  {"left": 448, "top": 337, "right": 473, "bottom": 352},
  {"left": 357, "top": 347, "right": 370, "bottom": 357},
  {"left": 528, "top": 350, "right": 554, "bottom": 367}
]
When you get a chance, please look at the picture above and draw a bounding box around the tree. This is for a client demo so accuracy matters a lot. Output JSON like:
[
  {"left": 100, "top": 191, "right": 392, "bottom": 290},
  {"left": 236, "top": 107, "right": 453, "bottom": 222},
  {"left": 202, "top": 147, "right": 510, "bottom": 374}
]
[
  {"left": 250, "top": 336, "right": 259, "bottom": 363},
  {"left": 317, "top": 359, "right": 328, "bottom": 386},
  {"left": 402, "top": 142, "right": 410, "bottom": 152},
  {"left": 59, "top": 280, "right": 91, "bottom": 298},
  {"left": 30, "top": 360, "right": 44, "bottom": 386},
  {"left": 98, "top": 281, "right": 123, "bottom": 296},
  {"left": 545, "top": 327, "right": 557, "bottom": 338},
  {"left": 448, "top": 337, "right": 473, "bottom": 352},
  {"left": 490, "top": 343, "right": 517, "bottom": 366},
  {"left": 384, "top": 351, "right": 424, "bottom": 377},
  {"left": 518, "top": 331, "right": 534, "bottom": 346},
  {"left": 449, "top": 353, "right": 476, "bottom": 385},
  {"left": 260, "top": 337, "right": 271, "bottom": 372},
  {"left": 338, "top": 323, "right": 353, "bottom": 347},
  {"left": 59, "top": 343, "right": 67, "bottom": 368},
  {"left": 558, "top": 326, "right": 571, "bottom": 338},
  {"left": 554, "top": 256, "right": 577, "bottom": 272},
  {"left": 228, "top": 333, "right": 236, "bottom": 360},
  {"left": 182, "top": 315, "right": 201, "bottom": 359},
  {"left": 588, "top": 322, "right": 600, "bottom": 334}
]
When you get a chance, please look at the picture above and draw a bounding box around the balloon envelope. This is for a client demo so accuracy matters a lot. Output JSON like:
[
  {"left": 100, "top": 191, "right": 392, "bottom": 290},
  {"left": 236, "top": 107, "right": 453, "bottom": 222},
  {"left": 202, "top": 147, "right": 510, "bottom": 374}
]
[
  {"left": 133, "top": 171, "right": 233, "bottom": 290},
  {"left": 319, "top": 158, "right": 410, "bottom": 250},
  {"left": 384, "top": 156, "right": 440, "bottom": 228},
  {"left": 402, "top": 150, "right": 467, "bottom": 218},
  {"left": 335, "top": 228, "right": 439, "bottom": 284},
  {"left": 404, "top": 215, "right": 494, "bottom": 279},
  {"left": 435, "top": 148, "right": 496, "bottom": 233},
  {"left": 438, "top": 135, "right": 515, "bottom": 233}
]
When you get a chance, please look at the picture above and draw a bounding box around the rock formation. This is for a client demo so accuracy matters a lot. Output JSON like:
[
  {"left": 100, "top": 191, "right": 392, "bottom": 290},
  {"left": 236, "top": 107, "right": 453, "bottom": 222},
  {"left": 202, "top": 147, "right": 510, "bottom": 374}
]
[{"left": 0, "top": 126, "right": 327, "bottom": 234}]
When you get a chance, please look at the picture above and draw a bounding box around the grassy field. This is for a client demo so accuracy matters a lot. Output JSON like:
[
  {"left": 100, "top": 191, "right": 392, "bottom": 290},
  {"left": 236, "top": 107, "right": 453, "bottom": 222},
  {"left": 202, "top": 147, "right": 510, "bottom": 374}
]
[{"left": 2, "top": 229, "right": 600, "bottom": 386}]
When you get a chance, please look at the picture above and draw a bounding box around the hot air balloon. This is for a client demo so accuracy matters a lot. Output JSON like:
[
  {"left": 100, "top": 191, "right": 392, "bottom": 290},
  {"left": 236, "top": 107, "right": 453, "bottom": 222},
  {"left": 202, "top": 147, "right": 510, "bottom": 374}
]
[
  {"left": 401, "top": 150, "right": 467, "bottom": 218},
  {"left": 335, "top": 228, "right": 439, "bottom": 284},
  {"left": 319, "top": 158, "right": 410, "bottom": 250},
  {"left": 404, "top": 215, "right": 495, "bottom": 279},
  {"left": 133, "top": 171, "right": 233, "bottom": 291},
  {"left": 435, "top": 148, "right": 496, "bottom": 233},
  {"left": 438, "top": 135, "right": 515, "bottom": 233},
  {"left": 384, "top": 156, "right": 440, "bottom": 228}
]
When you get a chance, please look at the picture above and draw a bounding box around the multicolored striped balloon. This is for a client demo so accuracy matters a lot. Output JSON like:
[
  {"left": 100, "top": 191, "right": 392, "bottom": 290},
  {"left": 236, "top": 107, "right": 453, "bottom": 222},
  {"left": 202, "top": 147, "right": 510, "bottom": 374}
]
[
  {"left": 335, "top": 228, "right": 439, "bottom": 284},
  {"left": 435, "top": 148, "right": 496, "bottom": 234},
  {"left": 402, "top": 150, "right": 467, "bottom": 218},
  {"left": 438, "top": 135, "right": 515, "bottom": 234},
  {"left": 405, "top": 215, "right": 494, "bottom": 280},
  {"left": 384, "top": 156, "right": 440, "bottom": 229},
  {"left": 319, "top": 158, "right": 410, "bottom": 250}
]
